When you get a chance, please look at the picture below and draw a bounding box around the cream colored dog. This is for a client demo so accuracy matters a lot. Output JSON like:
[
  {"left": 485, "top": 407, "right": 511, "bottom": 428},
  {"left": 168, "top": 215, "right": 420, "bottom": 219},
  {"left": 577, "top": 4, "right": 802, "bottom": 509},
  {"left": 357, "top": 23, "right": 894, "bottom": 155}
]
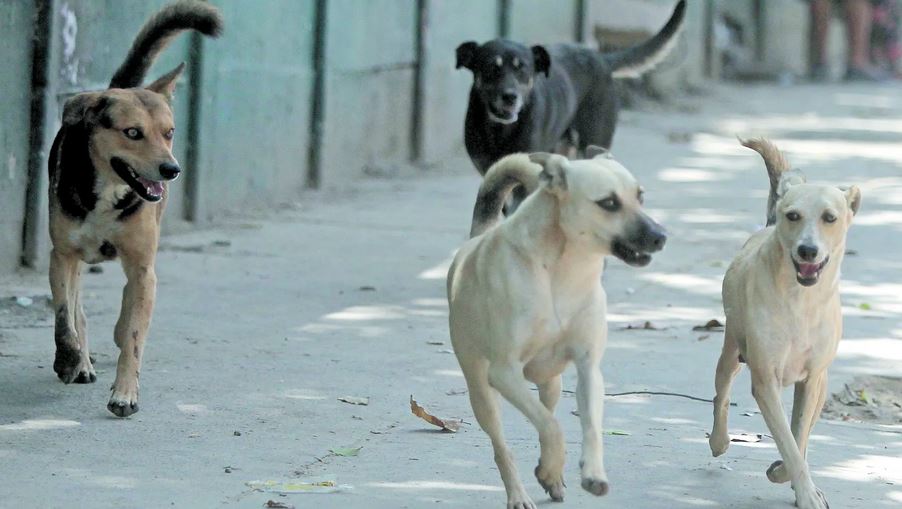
[
  {"left": 709, "top": 138, "right": 861, "bottom": 509},
  {"left": 447, "top": 150, "right": 666, "bottom": 508}
]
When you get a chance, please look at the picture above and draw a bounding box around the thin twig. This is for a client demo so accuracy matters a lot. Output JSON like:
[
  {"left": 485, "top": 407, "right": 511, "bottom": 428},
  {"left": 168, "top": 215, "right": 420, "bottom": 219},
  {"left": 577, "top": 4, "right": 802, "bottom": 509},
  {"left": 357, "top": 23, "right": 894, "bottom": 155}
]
[{"left": 607, "top": 390, "right": 737, "bottom": 406}]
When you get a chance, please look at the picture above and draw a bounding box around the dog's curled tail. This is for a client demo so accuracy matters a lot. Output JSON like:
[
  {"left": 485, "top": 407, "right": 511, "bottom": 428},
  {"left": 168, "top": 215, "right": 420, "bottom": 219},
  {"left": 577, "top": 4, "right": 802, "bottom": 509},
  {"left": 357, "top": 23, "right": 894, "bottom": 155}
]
[
  {"left": 740, "top": 137, "right": 802, "bottom": 226},
  {"left": 469, "top": 154, "right": 541, "bottom": 238},
  {"left": 109, "top": 0, "right": 223, "bottom": 89},
  {"left": 606, "top": 0, "right": 686, "bottom": 79}
]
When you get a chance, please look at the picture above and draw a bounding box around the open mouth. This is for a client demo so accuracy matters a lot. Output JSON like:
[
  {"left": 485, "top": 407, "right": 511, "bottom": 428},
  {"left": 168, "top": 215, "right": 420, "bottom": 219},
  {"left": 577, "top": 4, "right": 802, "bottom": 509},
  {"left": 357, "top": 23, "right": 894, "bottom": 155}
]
[
  {"left": 110, "top": 157, "right": 164, "bottom": 202},
  {"left": 611, "top": 238, "right": 653, "bottom": 267},
  {"left": 487, "top": 104, "right": 519, "bottom": 125},
  {"left": 792, "top": 256, "right": 829, "bottom": 286}
]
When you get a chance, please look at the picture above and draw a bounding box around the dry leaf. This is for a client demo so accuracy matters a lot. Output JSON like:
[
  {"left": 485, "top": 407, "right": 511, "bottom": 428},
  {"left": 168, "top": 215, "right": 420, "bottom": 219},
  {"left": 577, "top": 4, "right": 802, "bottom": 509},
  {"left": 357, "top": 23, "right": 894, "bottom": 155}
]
[
  {"left": 409, "top": 395, "right": 462, "bottom": 432},
  {"left": 330, "top": 446, "right": 362, "bottom": 457},
  {"left": 618, "top": 321, "right": 661, "bottom": 331},
  {"left": 338, "top": 396, "right": 369, "bottom": 406},
  {"left": 265, "top": 501, "right": 295, "bottom": 509},
  {"left": 426, "top": 341, "right": 444, "bottom": 346},
  {"left": 693, "top": 319, "right": 725, "bottom": 331},
  {"left": 729, "top": 433, "right": 763, "bottom": 443}
]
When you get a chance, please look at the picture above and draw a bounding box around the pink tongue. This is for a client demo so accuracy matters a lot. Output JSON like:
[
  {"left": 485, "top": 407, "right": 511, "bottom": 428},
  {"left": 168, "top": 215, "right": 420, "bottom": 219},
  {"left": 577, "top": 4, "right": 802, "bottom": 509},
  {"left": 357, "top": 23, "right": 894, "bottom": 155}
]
[
  {"left": 137, "top": 177, "right": 164, "bottom": 197},
  {"left": 798, "top": 263, "right": 819, "bottom": 277}
]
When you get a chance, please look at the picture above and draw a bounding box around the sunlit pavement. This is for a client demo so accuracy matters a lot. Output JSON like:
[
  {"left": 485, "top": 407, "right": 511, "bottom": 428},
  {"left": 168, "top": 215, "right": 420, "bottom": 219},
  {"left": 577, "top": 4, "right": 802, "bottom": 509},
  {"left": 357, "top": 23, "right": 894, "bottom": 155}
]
[{"left": 1, "top": 82, "right": 901, "bottom": 508}]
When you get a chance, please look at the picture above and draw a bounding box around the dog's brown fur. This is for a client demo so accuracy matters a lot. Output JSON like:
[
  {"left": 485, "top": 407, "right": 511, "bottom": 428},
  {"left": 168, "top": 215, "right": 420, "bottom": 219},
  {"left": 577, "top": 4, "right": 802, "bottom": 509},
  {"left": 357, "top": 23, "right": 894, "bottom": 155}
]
[{"left": 47, "top": 0, "right": 221, "bottom": 417}]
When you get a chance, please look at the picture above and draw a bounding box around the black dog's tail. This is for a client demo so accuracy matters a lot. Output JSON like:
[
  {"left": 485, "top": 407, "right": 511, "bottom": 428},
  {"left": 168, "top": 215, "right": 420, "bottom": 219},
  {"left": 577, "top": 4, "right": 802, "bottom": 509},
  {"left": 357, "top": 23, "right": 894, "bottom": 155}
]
[
  {"left": 605, "top": 0, "right": 686, "bottom": 79},
  {"left": 469, "top": 154, "right": 541, "bottom": 238},
  {"left": 109, "top": 0, "right": 223, "bottom": 89},
  {"left": 739, "top": 137, "right": 805, "bottom": 226}
]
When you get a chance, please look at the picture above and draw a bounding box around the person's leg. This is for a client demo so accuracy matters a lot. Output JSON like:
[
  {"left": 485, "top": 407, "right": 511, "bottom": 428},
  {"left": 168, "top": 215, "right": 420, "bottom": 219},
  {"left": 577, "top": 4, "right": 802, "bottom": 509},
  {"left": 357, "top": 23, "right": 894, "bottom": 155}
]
[
  {"left": 811, "top": 0, "right": 833, "bottom": 67},
  {"left": 845, "top": 0, "right": 874, "bottom": 70}
]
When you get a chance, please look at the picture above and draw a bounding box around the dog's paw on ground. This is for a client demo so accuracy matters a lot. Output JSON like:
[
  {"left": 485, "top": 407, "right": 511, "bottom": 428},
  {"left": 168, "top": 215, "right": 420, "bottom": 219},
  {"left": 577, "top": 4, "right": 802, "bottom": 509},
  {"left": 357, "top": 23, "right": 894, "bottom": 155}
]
[
  {"left": 794, "top": 486, "right": 830, "bottom": 509},
  {"left": 54, "top": 349, "right": 96, "bottom": 384},
  {"left": 766, "top": 460, "right": 791, "bottom": 483},
  {"left": 581, "top": 476, "right": 609, "bottom": 497},
  {"left": 506, "top": 494, "right": 538, "bottom": 509},
  {"left": 534, "top": 463, "right": 565, "bottom": 501},
  {"left": 108, "top": 385, "right": 140, "bottom": 417}
]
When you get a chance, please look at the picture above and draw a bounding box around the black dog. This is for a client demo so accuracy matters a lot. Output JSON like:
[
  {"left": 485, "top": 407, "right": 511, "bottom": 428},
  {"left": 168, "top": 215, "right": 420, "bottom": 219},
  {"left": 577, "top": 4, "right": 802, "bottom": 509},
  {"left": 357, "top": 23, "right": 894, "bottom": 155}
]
[{"left": 457, "top": 0, "right": 686, "bottom": 175}]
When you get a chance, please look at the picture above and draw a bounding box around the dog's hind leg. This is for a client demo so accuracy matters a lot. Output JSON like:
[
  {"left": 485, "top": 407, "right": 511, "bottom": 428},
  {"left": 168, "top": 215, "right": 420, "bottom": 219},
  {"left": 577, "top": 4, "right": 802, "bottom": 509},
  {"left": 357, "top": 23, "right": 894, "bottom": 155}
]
[
  {"left": 709, "top": 330, "right": 741, "bottom": 457},
  {"left": 767, "top": 372, "right": 829, "bottom": 484},
  {"left": 462, "top": 357, "right": 537, "bottom": 509},
  {"left": 752, "top": 371, "right": 829, "bottom": 509},
  {"left": 488, "top": 361, "right": 566, "bottom": 503},
  {"left": 50, "top": 249, "right": 96, "bottom": 384},
  {"left": 109, "top": 253, "right": 157, "bottom": 417}
]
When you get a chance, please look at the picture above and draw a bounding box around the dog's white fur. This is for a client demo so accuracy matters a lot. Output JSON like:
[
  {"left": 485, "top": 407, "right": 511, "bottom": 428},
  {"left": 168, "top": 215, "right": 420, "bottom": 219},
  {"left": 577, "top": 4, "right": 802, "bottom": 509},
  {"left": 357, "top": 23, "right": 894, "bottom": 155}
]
[
  {"left": 448, "top": 152, "right": 664, "bottom": 508},
  {"left": 709, "top": 138, "right": 861, "bottom": 509}
]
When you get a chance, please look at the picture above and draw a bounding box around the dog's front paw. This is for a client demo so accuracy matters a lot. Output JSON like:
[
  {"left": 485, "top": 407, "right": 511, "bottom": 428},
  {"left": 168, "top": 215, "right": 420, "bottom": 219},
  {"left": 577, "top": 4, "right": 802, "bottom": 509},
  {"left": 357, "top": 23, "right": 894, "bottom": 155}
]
[
  {"left": 766, "top": 460, "right": 791, "bottom": 484},
  {"left": 708, "top": 430, "right": 730, "bottom": 457},
  {"left": 506, "top": 489, "right": 538, "bottom": 509},
  {"left": 794, "top": 486, "right": 829, "bottom": 509},
  {"left": 108, "top": 380, "right": 139, "bottom": 417},
  {"left": 578, "top": 458, "right": 609, "bottom": 496},
  {"left": 534, "top": 463, "right": 565, "bottom": 501},
  {"left": 54, "top": 347, "right": 96, "bottom": 384}
]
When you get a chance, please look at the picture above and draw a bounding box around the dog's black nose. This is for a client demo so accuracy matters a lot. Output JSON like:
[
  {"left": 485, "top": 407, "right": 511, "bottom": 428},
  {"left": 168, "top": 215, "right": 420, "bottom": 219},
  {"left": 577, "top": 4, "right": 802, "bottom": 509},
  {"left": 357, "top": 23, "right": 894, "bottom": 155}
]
[
  {"left": 797, "top": 244, "right": 818, "bottom": 261},
  {"left": 159, "top": 162, "right": 181, "bottom": 180},
  {"left": 637, "top": 220, "right": 667, "bottom": 252},
  {"left": 500, "top": 91, "right": 518, "bottom": 106}
]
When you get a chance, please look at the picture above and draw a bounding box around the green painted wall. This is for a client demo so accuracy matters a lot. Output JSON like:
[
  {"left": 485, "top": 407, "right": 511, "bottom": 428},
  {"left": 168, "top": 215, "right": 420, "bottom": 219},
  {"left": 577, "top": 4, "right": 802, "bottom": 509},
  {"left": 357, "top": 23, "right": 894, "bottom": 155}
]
[{"left": 0, "top": 1, "right": 36, "bottom": 273}]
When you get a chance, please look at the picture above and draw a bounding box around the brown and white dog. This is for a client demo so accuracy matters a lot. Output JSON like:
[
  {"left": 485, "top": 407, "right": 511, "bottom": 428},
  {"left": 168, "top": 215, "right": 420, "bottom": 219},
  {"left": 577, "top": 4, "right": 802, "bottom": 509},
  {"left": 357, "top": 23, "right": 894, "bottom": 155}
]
[
  {"left": 447, "top": 150, "right": 666, "bottom": 508},
  {"left": 709, "top": 139, "right": 861, "bottom": 509},
  {"left": 47, "top": 0, "right": 221, "bottom": 417}
]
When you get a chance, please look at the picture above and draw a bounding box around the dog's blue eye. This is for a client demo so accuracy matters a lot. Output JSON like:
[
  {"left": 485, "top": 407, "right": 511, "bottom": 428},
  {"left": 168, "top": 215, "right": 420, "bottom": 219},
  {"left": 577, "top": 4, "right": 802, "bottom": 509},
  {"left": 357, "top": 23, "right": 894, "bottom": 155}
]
[
  {"left": 123, "top": 128, "right": 143, "bottom": 140},
  {"left": 786, "top": 211, "right": 801, "bottom": 221},
  {"left": 823, "top": 212, "right": 836, "bottom": 223},
  {"left": 597, "top": 197, "right": 620, "bottom": 212}
]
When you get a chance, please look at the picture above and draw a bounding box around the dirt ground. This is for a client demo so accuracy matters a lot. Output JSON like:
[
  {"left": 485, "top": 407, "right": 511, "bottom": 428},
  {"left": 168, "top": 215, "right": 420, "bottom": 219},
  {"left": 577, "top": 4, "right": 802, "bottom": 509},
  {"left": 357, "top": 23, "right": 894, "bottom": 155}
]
[{"left": 2, "top": 82, "right": 902, "bottom": 508}]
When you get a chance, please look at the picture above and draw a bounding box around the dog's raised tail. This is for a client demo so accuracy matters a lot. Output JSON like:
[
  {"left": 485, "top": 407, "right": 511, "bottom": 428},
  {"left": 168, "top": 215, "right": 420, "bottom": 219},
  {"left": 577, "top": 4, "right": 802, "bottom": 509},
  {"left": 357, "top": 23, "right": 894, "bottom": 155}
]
[
  {"left": 606, "top": 0, "right": 686, "bottom": 79},
  {"left": 109, "top": 0, "right": 223, "bottom": 89},
  {"left": 739, "top": 137, "right": 797, "bottom": 226},
  {"left": 469, "top": 154, "right": 541, "bottom": 238}
]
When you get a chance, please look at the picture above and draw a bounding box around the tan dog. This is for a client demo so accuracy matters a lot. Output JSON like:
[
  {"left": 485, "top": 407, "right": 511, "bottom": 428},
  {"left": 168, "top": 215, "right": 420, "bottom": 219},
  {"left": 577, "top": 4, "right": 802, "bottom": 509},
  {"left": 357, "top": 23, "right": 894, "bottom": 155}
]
[
  {"left": 709, "top": 139, "right": 861, "bottom": 509},
  {"left": 447, "top": 150, "right": 666, "bottom": 508},
  {"left": 47, "top": 1, "right": 221, "bottom": 416}
]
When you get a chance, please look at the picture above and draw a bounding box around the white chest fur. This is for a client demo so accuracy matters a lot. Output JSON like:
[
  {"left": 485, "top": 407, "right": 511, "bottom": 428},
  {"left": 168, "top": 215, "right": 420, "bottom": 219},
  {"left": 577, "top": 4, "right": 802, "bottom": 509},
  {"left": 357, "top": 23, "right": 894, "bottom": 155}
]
[{"left": 67, "top": 182, "right": 131, "bottom": 263}]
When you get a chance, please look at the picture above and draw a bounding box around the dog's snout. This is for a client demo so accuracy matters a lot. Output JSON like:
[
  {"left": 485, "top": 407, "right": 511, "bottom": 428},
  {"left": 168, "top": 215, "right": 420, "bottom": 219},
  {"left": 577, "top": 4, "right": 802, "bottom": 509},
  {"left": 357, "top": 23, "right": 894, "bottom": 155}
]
[
  {"left": 159, "top": 162, "right": 181, "bottom": 180},
  {"left": 797, "top": 244, "right": 818, "bottom": 262},
  {"left": 500, "top": 91, "right": 518, "bottom": 106},
  {"left": 644, "top": 223, "right": 667, "bottom": 252}
]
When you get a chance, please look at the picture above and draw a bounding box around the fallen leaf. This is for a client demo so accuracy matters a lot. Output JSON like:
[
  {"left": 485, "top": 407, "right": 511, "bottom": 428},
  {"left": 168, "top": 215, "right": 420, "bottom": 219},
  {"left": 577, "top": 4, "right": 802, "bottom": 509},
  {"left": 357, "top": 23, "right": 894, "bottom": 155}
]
[
  {"left": 445, "top": 388, "right": 468, "bottom": 396},
  {"left": 264, "top": 501, "right": 295, "bottom": 509},
  {"left": 247, "top": 479, "right": 347, "bottom": 494},
  {"left": 330, "top": 446, "right": 362, "bottom": 457},
  {"left": 358, "top": 286, "right": 376, "bottom": 292},
  {"left": 605, "top": 429, "right": 631, "bottom": 436},
  {"left": 618, "top": 321, "right": 661, "bottom": 331},
  {"left": 858, "top": 303, "right": 872, "bottom": 311},
  {"left": 338, "top": 396, "right": 369, "bottom": 406},
  {"left": 410, "top": 395, "right": 462, "bottom": 432},
  {"left": 693, "top": 319, "right": 724, "bottom": 331},
  {"left": 426, "top": 341, "right": 444, "bottom": 346}
]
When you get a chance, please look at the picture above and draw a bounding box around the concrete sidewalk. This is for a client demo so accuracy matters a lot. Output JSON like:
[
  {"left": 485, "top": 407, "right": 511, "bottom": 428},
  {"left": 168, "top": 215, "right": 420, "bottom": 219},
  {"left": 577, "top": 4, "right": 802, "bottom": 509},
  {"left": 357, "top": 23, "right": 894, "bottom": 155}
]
[{"left": 2, "top": 82, "right": 902, "bottom": 509}]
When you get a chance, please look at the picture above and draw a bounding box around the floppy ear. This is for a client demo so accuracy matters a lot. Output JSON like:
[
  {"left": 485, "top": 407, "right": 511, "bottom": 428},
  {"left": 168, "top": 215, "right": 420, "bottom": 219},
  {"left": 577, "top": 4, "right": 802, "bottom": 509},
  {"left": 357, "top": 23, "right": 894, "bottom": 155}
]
[
  {"left": 146, "top": 62, "right": 186, "bottom": 102},
  {"left": 777, "top": 169, "right": 805, "bottom": 197},
  {"left": 456, "top": 41, "right": 478, "bottom": 70},
  {"left": 585, "top": 145, "right": 612, "bottom": 159},
  {"left": 529, "top": 152, "right": 568, "bottom": 194},
  {"left": 62, "top": 92, "right": 102, "bottom": 126},
  {"left": 531, "top": 45, "right": 550, "bottom": 77},
  {"left": 843, "top": 185, "right": 861, "bottom": 216}
]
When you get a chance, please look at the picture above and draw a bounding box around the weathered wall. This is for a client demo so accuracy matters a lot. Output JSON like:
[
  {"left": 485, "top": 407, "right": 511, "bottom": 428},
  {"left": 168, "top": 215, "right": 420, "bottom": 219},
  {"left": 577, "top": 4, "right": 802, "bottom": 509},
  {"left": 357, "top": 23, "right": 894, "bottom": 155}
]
[
  {"left": 4, "top": 0, "right": 728, "bottom": 275},
  {"left": 0, "top": 2, "right": 36, "bottom": 273}
]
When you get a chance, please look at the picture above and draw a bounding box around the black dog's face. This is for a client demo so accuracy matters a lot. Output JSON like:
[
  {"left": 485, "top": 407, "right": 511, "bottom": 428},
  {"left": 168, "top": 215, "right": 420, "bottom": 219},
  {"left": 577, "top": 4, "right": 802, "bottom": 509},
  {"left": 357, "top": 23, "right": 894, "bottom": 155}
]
[{"left": 456, "top": 39, "right": 550, "bottom": 125}]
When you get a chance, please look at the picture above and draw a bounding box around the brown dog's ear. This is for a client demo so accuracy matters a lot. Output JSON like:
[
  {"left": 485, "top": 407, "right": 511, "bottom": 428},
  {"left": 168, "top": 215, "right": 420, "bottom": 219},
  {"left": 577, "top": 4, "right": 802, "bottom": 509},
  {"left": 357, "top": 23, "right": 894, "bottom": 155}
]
[
  {"left": 843, "top": 185, "right": 862, "bottom": 216},
  {"left": 585, "top": 145, "right": 612, "bottom": 159},
  {"left": 146, "top": 62, "right": 186, "bottom": 101},
  {"left": 529, "top": 152, "right": 568, "bottom": 194},
  {"left": 456, "top": 41, "right": 478, "bottom": 70},
  {"left": 62, "top": 92, "right": 103, "bottom": 126},
  {"left": 531, "top": 45, "right": 550, "bottom": 77}
]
